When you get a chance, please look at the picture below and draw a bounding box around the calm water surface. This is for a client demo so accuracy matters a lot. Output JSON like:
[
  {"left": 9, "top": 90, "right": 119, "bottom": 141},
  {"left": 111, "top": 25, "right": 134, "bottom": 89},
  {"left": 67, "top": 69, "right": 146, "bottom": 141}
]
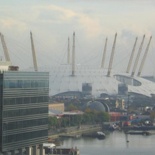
[{"left": 60, "top": 131, "right": 155, "bottom": 155}]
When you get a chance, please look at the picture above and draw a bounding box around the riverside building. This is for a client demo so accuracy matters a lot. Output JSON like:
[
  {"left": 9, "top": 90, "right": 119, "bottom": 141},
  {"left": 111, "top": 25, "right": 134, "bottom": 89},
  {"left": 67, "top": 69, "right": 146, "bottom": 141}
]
[{"left": 0, "top": 70, "right": 49, "bottom": 155}]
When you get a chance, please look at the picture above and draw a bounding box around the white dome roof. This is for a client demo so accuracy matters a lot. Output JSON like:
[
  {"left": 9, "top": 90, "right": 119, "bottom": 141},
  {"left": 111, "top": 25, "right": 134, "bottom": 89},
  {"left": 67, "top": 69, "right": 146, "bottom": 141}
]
[{"left": 48, "top": 65, "right": 155, "bottom": 97}]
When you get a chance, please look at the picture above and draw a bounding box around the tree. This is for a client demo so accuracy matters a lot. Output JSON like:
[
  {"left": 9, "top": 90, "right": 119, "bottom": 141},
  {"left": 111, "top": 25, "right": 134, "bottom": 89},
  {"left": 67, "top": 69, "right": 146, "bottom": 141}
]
[
  {"left": 150, "top": 110, "right": 155, "bottom": 121},
  {"left": 48, "top": 116, "right": 58, "bottom": 129},
  {"left": 66, "top": 103, "right": 78, "bottom": 111}
]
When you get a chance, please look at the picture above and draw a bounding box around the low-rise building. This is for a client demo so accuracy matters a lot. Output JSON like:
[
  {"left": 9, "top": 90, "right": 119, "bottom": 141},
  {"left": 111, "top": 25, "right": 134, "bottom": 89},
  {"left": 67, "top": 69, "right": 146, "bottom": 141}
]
[{"left": 49, "top": 103, "right": 64, "bottom": 113}]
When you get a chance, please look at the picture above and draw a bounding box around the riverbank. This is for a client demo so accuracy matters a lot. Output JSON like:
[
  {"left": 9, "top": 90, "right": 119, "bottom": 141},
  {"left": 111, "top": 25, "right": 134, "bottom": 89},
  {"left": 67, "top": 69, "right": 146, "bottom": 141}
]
[
  {"left": 48, "top": 123, "right": 155, "bottom": 140},
  {"left": 48, "top": 124, "right": 103, "bottom": 140}
]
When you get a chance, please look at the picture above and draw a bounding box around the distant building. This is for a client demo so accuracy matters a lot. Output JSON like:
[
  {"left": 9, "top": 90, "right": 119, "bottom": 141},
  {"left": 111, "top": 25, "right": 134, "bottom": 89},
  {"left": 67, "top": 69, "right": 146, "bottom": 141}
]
[
  {"left": 0, "top": 61, "right": 11, "bottom": 71},
  {"left": 0, "top": 71, "right": 49, "bottom": 155},
  {"left": 49, "top": 103, "right": 64, "bottom": 112},
  {"left": 109, "top": 112, "right": 122, "bottom": 122},
  {"left": 118, "top": 83, "right": 128, "bottom": 95},
  {"left": 48, "top": 103, "right": 64, "bottom": 117},
  {"left": 115, "top": 99, "right": 125, "bottom": 109},
  {"left": 82, "top": 83, "right": 92, "bottom": 96}
]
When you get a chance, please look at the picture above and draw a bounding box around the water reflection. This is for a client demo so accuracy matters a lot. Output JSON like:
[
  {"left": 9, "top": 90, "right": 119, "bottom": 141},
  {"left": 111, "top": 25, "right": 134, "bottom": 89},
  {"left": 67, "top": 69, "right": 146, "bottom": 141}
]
[
  {"left": 60, "top": 131, "right": 155, "bottom": 155},
  {"left": 125, "top": 133, "right": 129, "bottom": 148}
]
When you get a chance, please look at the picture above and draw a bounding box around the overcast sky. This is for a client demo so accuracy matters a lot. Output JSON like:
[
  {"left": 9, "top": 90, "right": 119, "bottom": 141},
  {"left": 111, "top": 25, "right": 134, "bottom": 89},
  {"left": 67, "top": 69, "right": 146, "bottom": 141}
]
[{"left": 0, "top": 0, "right": 155, "bottom": 75}]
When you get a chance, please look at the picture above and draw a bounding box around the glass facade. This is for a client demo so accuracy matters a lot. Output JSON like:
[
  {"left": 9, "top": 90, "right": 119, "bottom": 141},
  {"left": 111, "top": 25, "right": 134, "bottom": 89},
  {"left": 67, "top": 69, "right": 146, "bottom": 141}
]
[{"left": 0, "top": 71, "right": 49, "bottom": 152}]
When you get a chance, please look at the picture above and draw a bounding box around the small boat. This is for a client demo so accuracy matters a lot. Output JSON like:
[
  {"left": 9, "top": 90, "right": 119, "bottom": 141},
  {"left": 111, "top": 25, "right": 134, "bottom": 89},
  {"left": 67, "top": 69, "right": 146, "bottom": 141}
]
[
  {"left": 96, "top": 131, "right": 106, "bottom": 139},
  {"left": 108, "top": 123, "right": 120, "bottom": 131},
  {"left": 82, "top": 131, "right": 106, "bottom": 139}
]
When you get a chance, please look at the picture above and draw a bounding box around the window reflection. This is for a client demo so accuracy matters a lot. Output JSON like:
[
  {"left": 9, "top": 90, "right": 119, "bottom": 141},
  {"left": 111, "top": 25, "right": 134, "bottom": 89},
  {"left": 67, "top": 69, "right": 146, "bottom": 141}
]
[{"left": 1, "top": 72, "right": 49, "bottom": 149}]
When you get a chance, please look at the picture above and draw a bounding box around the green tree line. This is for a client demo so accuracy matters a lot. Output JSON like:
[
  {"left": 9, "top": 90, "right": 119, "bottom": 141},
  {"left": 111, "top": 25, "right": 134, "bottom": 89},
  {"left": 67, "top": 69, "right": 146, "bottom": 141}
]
[{"left": 48, "top": 110, "right": 110, "bottom": 129}]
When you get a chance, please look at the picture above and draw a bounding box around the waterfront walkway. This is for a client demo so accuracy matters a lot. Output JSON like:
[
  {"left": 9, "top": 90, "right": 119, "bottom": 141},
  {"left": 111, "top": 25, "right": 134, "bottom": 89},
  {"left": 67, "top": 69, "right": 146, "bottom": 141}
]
[{"left": 48, "top": 124, "right": 102, "bottom": 140}]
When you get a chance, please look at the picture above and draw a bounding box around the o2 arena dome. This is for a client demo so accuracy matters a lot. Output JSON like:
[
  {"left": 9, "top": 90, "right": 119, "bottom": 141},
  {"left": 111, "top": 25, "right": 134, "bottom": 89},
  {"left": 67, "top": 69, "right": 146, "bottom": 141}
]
[
  {"left": 1, "top": 32, "right": 155, "bottom": 100},
  {"left": 48, "top": 34, "right": 155, "bottom": 99}
]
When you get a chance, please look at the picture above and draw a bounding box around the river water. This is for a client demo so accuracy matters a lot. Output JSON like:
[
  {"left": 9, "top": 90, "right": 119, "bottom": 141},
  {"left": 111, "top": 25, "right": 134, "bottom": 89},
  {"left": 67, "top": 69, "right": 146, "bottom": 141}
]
[{"left": 60, "top": 131, "right": 155, "bottom": 155}]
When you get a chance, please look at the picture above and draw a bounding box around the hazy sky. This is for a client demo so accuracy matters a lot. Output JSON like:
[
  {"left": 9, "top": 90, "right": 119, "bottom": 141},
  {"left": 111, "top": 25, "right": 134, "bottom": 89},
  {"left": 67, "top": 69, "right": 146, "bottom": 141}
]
[{"left": 0, "top": 0, "right": 155, "bottom": 75}]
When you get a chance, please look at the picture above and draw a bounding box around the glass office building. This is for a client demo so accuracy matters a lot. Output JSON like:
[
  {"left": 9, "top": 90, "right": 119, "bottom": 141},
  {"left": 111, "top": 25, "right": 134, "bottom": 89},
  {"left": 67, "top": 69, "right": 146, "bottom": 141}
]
[{"left": 0, "top": 71, "right": 49, "bottom": 153}]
